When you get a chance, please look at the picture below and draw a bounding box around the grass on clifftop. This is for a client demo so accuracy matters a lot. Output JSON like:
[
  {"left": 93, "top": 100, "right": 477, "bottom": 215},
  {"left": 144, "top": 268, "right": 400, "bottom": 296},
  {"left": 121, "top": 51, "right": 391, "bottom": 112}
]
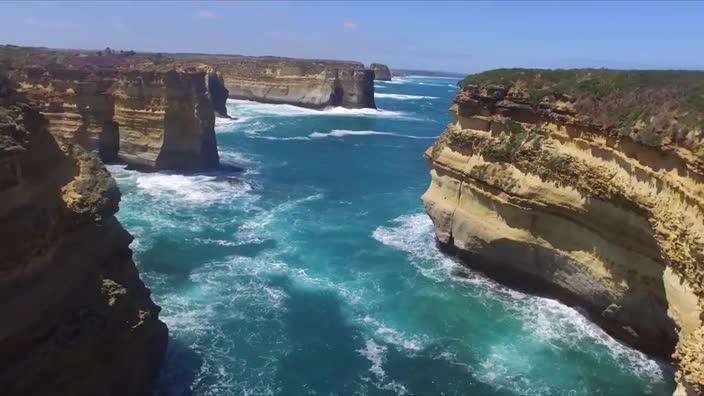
[{"left": 461, "top": 69, "right": 704, "bottom": 148}]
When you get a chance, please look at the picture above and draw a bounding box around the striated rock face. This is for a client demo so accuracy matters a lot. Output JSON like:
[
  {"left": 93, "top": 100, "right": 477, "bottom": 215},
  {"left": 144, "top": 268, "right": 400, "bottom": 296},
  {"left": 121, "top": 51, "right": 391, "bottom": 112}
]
[
  {"left": 109, "top": 66, "right": 220, "bottom": 171},
  {"left": 2, "top": 47, "right": 224, "bottom": 171},
  {"left": 370, "top": 63, "right": 392, "bottom": 81},
  {"left": 201, "top": 56, "right": 376, "bottom": 109},
  {"left": 422, "top": 69, "right": 704, "bottom": 393},
  {"left": 0, "top": 72, "right": 167, "bottom": 395}
]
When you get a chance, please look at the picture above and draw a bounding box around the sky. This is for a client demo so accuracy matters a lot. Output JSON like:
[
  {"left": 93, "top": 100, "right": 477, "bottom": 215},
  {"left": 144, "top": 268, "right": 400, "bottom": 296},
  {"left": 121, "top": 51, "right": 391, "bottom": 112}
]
[{"left": 1, "top": 1, "right": 703, "bottom": 73}]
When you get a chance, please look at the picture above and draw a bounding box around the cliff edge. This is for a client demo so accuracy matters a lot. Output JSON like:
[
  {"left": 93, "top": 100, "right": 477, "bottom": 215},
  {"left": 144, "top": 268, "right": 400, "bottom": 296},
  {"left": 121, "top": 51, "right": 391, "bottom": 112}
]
[
  {"left": 192, "top": 56, "right": 376, "bottom": 109},
  {"left": 0, "top": 71, "right": 167, "bottom": 395},
  {"left": 1, "top": 46, "right": 225, "bottom": 171},
  {"left": 422, "top": 69, "right": 704, "bottom": 394}
]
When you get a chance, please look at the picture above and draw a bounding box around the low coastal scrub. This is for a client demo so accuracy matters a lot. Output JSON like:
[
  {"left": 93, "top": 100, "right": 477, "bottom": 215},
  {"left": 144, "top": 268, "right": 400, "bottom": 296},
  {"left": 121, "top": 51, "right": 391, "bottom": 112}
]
[{"left": 461, "top": 68, "right": 704, "bottom": 149}]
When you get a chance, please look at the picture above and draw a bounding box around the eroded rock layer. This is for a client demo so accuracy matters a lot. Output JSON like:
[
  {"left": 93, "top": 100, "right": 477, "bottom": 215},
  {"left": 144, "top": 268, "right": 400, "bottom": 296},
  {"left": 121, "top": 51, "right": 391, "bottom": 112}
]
[
  {"left": 422, "top": 70, "right": 704, "bottom": 394},
  {"left": 370, "top": 63, "right": 392, "bottom": 81},
  {"left": 198, "top": 56, "right": 376, "bottom": 109},
  {"left": 1, "top": 46, "right": 224, "bottom": 171},
  {"left": 0, "top": 72, "right": 167, "bottom": 395}
]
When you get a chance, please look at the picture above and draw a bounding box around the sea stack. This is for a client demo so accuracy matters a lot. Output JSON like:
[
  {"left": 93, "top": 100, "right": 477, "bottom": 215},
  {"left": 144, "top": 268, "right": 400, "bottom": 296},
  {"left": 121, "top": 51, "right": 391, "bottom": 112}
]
[
  {"left": 421, "top": 69, "right": 704, "bottom": 394},
  {"left": 370, "top": 63, "right": 392, "bottom": 81},
  {"left": 0, "top": 71, "right": 167, "bottom": 395},
  {"left": 1, "top": 46, "right": 224, "bottom": 172}
]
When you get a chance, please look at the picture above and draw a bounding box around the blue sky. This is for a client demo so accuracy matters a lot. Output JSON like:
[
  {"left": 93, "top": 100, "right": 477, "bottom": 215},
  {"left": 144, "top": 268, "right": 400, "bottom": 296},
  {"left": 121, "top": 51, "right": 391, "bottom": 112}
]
[{"left": 1, "top": 1, "right": 702, "bottom": 73}]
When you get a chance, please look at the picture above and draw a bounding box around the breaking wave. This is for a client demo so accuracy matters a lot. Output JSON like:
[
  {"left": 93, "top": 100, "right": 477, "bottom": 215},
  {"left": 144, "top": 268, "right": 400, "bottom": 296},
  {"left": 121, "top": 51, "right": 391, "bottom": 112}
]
[
  {"left": 375, "top": 93, "right": 439, "bottom": 100},
  {"left": 225, "top": 99, "right": 413, "bottom": 119},
  {"left": 309, "top": 129, "right": 435, "bottom": 140},
  {"left": 372, "top": 213, "right": 669, "bottom": 388}
]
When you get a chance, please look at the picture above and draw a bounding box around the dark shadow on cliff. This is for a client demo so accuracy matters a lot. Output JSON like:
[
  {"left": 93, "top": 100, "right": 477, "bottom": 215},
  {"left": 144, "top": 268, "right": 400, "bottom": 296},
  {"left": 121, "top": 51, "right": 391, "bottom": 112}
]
[
  {"left": 438, "top": 236, "right": 678, "bottom": 362},
  {"left": 152, "top": 338, "right": 202, "bottom": 396}
]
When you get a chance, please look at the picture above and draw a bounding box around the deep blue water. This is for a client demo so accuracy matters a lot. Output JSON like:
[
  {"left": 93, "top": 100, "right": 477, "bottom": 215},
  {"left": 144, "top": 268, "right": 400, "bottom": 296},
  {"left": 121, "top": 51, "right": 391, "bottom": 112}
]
[{"left": 109, "top": 76, "right": 674, "bottom": 395}]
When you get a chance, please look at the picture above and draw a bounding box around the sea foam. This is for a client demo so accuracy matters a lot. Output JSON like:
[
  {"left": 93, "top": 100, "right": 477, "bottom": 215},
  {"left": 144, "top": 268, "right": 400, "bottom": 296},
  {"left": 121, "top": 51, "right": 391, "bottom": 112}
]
[
  {"left": 375, "top": 93, "right": 439, "bottom": 100},
  {"left": 372, "top": 213, "right": 668, "bottom": 385},
  {"left": 225, "top": 99, "right": 412, "bottom": 119},
  {"left": 309, "top": 129, "right": 435, "bottom": 140}
]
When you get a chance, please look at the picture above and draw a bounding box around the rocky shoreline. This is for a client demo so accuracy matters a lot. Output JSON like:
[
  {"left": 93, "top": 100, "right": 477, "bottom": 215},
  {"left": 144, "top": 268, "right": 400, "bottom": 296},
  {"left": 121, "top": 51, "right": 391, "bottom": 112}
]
[
  {"left": 0, "top": 70, "right": 167, "bottom": 395},
  {"left": 422, "top": 69, "right": 704, "bottom": 394},
  {"left": 1, "top": 48, "right": 225, "bottom": 172},
  {"left": 184, "top": 55, "right": 377, "bottom": 109}
]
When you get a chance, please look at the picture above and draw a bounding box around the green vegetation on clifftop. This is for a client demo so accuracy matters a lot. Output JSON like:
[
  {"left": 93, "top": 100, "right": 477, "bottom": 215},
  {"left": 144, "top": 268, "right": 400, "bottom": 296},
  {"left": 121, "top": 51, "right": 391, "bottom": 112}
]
[{"left": 461, "top": 68, "right": 704, "bottom": 149}]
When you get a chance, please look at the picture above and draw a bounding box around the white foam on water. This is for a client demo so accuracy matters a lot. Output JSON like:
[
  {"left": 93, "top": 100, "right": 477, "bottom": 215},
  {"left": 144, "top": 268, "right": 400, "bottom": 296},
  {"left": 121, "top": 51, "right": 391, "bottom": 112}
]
[
  {"left": 358, "top": 338, "right": 410, "bottom": 396},
  {"left": 107, "top": 164, "right": 261, "bottom": 240},
  {"left": 225, "top": 99, "right": 413, "bottom": 119},
  {"left": 372, "top": 212, "right": 668, "bottom": 385},
  {"left": 475, "top": 344, "right": 552, "bottom": 396},
  {"left": 134, "top": 172, "right": 252, "bottom": 204},
  {"left": 358, "top": 339, "right": 388, "bottom": 379},
  {"left": 513, "top": 296, "right": 666, "bottom": 384},
  {"left": 375, "top": 93, "right": 439, "bottom": 100},
  {"left": 379, "top": 80, "right": 408, "bottom": 85},
  {"left": 236, "top": 192, "right": 323, "bottom": 244},
  {"left": 108, "top": 164, "right": 253, "bottom": 206},
  {"left": 361, "top": 315, "right": 427, "bottom": 352},
  {"left": 193, "top": 238, "right": 242, "bottom": 247},
  {"left": 402, "top": 75, "right": 460, "bottom": 80},
  {"left": 372, "top": 213, "right": 459, "bottom": 282},
  {"left": 218, "top": 150, "right": 257, "bottom": 166},
  {"left": 309, "top": 129, "right": 435, "bottom": 140},
  {"left": 154, "top": 255, "right": 291, "bottom": 396},
  {"left": 253, "top": 135, "right": 312, "bottom": 141},
  {"left": 215, "top": 116, "right": 242, "bottom": 129}
]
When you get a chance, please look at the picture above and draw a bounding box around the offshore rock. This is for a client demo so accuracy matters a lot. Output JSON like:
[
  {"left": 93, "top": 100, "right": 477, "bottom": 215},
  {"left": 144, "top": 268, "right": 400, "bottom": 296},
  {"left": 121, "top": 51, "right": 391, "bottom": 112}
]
[{"left": 370, "top": 63, "right": 392, "bottom": 81}]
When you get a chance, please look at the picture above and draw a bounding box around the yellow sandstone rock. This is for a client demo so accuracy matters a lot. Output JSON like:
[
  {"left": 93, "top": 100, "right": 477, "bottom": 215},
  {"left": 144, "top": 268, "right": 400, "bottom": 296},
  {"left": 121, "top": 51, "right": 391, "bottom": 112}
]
[{"left": 422, "top": 70, "right": 704, "bottom": 394}]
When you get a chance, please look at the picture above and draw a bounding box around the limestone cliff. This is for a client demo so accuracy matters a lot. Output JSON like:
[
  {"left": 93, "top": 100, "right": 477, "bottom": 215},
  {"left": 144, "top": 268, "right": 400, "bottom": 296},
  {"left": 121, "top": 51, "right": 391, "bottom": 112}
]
[
  {"left": 370, "top": 63, "right": 392, "bottom": 81},
  {"left": 0, "top": 71, "right": 167, "bottom": 395},
  {"left": 196, "top": 56, "right": 376, "bottom": 109},
  {"left": 422, "top": 69, "right": 704, "bottom": 394},
  {"left": 1, "top": 47, "right": 225, "bottom": 171}
]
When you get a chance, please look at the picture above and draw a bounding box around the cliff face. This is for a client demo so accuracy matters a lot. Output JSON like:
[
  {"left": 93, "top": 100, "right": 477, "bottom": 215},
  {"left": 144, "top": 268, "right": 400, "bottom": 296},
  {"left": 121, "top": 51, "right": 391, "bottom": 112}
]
[
  {"left": 203, "top": 57, "right": 376, "bottom": 109},
  {"left": 110, "top": 66, "right": 220, "bottom": 171},
  {"left": 422, "top": 70, "right": 704, "bottom": 394},
  {"left": 370, "top": 63, "right": 392, "bottom": 81},
  {"left": 0, "top": 72, "right": 167, "bottom": 395},
  {"left": 3, "top": 48, "right": 224, "bottom": 171}
]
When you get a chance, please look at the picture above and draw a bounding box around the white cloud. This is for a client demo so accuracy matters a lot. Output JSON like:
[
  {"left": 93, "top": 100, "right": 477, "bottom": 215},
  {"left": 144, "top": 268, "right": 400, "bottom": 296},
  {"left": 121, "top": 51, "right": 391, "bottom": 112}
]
[
  {"left": 343, "top": 21, "right": 357, "bottom": 29},
  {"left": 194, "top": 9, "right": 218, "bottom": 19}
]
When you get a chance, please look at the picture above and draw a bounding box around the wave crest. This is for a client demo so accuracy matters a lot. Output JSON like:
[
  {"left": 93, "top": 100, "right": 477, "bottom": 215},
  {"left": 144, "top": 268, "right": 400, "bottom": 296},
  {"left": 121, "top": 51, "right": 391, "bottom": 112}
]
[
  {"left": 309, "top": 129, "right": 435, "bottom": 140},
  {"left": 375, "top": 93, "right": 439, "bottom": 100}
]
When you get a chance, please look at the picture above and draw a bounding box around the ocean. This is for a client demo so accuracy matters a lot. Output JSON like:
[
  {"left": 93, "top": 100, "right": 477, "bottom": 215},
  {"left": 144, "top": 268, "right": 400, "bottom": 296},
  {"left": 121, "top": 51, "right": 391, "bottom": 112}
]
[{"left": 109, "top": 76, "right": 674, "bottom": 395}]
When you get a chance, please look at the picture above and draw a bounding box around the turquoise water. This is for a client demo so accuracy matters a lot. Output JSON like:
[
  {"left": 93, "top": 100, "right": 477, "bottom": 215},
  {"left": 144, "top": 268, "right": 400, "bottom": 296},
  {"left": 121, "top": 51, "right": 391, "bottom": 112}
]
[{"left": 109, "top": 76, "right": 674, "bottom": 395}]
